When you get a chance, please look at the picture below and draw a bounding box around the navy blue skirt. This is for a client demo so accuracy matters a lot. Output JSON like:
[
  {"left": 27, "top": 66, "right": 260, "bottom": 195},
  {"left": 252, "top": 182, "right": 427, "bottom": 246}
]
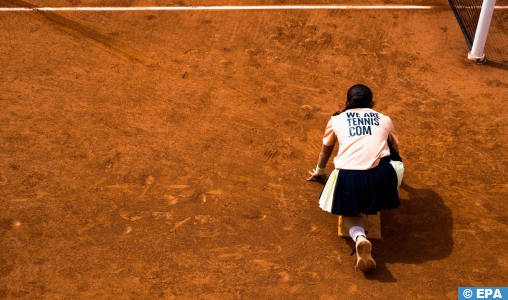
[{"left": 325, "top": 141, "right": 402, "bottom": 216}]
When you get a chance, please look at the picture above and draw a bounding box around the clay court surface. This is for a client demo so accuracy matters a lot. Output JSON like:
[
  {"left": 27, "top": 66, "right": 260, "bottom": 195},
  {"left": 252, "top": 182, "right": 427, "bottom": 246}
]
[{"left": 1, "top": 0, "right": 508, "bottom": 298}]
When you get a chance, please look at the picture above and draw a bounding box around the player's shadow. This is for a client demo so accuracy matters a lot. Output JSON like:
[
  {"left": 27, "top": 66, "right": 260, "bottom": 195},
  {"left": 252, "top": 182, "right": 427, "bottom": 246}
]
[{"left": 360, "top": 182, "right": 454, "bottom": 282}]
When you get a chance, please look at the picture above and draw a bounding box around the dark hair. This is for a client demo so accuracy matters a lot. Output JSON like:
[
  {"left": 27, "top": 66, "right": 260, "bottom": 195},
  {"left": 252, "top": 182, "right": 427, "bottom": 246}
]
[{"left": 333, "top": 84, "right": 373, "bottom": 116}]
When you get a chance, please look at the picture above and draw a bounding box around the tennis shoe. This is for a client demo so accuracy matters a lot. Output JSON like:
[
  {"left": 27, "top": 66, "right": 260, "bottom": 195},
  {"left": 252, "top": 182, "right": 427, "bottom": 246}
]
[{"left": 355, "top": 236, "right": 376, "bottom": 272}]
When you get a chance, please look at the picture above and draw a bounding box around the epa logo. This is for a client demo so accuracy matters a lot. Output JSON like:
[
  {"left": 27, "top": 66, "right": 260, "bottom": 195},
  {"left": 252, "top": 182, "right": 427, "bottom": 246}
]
[{"left": 462, "top": 288, "right": 503, "bottom": 299}]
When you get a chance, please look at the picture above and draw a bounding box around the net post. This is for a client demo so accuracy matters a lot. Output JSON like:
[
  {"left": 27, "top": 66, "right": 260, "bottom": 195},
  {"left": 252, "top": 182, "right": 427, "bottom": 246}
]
[{"left": 467, "top": 0, "right": 497, "bottom": 63}]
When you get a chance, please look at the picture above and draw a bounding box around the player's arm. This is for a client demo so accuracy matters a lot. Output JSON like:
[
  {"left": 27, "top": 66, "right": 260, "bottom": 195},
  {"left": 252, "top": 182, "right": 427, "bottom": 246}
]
[
  {"left": 307, "top": 143, "right": 335, "bottom": 181},
  {"left": 388, "top": 118, "right": 399, "bottom": 153},
  {"left": 308, "top": 118, "right": 336, "bottom": 182},
  {"left": 390, "top": 137, "right": 399, "bottom": 153},
  {"left": 317, "top": 144, "right": 335, "bottom": 168}
]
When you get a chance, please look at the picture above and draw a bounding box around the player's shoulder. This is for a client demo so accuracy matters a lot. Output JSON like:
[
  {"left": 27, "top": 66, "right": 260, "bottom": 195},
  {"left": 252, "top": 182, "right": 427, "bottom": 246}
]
[
  {"left": 330, "top": 113, "right": 347, "bottom": 125},
  {"left": 371, "top": 109, "right": 391, "bottom": 119}
]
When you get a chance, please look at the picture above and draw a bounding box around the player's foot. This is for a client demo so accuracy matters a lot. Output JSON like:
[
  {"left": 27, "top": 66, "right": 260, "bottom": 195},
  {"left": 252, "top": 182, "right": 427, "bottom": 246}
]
[{"left": 355, "top": 236, "right": 376, "bottom": 272}]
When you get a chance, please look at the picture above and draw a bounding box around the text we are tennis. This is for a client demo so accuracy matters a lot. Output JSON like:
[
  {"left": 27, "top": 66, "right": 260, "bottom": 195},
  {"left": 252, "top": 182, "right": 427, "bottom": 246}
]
[{"left": 347, "top": 112, "right": 380, "bottom": 137}]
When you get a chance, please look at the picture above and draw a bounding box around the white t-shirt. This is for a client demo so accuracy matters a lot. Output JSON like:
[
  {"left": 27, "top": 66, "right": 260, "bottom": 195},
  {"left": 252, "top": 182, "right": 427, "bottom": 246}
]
[{"left": 323, "top": 108, "right": 399, "bottom": 170}]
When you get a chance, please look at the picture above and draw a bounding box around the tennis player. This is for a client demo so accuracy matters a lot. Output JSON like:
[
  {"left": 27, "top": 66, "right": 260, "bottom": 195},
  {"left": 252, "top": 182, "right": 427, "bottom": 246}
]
[{"left": 307, "top": 84, "right": 404, "bottom": 272}]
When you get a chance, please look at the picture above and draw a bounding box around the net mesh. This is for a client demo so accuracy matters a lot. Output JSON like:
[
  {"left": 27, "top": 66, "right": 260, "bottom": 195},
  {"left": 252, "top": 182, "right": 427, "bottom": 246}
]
[
  {"left": 448, "top": 0, "right": 484, "bottom": 50},
  {"left": 485, "top": 1, "right": 508, "bottom": 63}
]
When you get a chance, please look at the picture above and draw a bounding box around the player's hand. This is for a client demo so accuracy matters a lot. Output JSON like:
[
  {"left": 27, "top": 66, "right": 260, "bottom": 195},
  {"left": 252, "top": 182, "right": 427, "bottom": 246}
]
[{"left": 307, "top": 169, "right": 328, "bottom": 183}]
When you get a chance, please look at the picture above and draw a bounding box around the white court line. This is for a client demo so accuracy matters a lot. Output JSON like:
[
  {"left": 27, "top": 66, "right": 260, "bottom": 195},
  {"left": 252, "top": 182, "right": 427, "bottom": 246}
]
[
  {"left": 1, "top": 4, "right": 507, "bottom": 12},
  {"left": 0, "top": 5, "right": 439, "bottom": 12}
]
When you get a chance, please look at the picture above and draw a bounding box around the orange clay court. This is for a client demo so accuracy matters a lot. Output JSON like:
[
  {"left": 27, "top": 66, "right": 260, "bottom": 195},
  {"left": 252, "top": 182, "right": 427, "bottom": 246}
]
[{"left": 0, "top": 0, "right": 508, "bottom": 298}]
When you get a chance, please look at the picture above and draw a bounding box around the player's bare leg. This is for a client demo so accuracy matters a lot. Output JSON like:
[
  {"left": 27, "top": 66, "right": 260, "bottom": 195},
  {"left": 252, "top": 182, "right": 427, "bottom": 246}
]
[
  {"left": 342, "top": 214, "right": 376, "bottom": 272},
  {"left": 341, "top": 214, "right": 365, "bottom": 230}
]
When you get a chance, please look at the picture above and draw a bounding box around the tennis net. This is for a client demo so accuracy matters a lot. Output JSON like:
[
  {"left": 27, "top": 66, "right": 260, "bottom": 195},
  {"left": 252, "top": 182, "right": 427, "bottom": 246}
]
[{"left": 448, "top": 0, "right": 483, "bottom": 50}]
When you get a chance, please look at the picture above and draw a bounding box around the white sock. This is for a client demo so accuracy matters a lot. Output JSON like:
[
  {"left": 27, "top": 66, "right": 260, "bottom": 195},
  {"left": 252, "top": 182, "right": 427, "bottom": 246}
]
[{"left": 349, "top": 226, "right": 366, "bottom": 242}]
